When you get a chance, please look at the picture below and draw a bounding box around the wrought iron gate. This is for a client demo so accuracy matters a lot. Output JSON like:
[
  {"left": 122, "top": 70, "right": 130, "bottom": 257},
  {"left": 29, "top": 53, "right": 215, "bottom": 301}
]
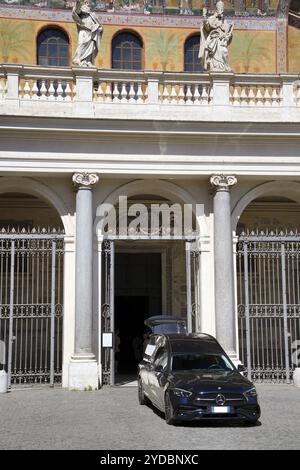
[
  {"left": 237, "top": 231, "right": 300, "bottom": 383},
  {"left": 0, "top": 229, "right": 64, "bottom": 387}
]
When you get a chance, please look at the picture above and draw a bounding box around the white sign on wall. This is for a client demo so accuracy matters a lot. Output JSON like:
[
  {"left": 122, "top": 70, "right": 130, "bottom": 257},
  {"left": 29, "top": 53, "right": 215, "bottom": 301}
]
[{"left": 102, "top": 333, "right": 113, "bottom": 348}]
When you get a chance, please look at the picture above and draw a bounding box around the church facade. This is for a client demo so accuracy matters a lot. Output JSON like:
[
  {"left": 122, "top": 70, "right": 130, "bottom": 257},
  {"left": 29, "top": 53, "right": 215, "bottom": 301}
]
[{"left": 0, "top": 1, "right": 300, "bottom": 390}]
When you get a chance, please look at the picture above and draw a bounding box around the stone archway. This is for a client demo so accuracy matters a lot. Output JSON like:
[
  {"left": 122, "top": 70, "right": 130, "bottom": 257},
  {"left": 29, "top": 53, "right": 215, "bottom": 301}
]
[
  {"left": 0, "top": 176, "right": 74, "bottom": 236},
  {"left": 94, "top": 178, "right": 206, "bottom": 237},
  {"left": 232, "top": 181, "right": 300, "bottom": 232},
  {"left": 93, "top": 179, "right": 204, "bottom": 386},
  {"left": 233, "top": 181, "right": 300, "bottom": 382},
  {"left": 0, "top": 178, "right": 72, "bottom": 388}
]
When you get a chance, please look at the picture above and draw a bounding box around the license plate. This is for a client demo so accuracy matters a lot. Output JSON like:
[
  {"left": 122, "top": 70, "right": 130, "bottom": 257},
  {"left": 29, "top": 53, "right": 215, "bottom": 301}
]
[{"left": 211, "top": 406, "right": 230, "bottom": 414}]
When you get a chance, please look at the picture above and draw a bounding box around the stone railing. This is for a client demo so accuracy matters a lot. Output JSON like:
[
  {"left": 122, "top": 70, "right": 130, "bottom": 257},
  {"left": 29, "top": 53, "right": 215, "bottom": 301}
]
[
  {"left": 0, "top": 65, "right": 76, "bottom": 102},
  {"left": 93, "top": 70, "right": 148, "bottom": 103},
  {"left": 0, "top": 65, "right": 300, "bottom": 122},
  {"left": 230, "top": 75, "right": 283, "bottom": 107}
]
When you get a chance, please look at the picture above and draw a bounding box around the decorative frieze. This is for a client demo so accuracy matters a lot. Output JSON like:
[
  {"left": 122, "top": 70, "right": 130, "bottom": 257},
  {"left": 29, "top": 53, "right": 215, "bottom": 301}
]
[{"left": 0, "top": 6, "right": 277, "bottom": 30}]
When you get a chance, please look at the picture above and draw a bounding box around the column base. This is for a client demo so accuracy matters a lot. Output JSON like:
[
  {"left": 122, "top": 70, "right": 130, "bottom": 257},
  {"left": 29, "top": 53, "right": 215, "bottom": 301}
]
[
  {"left": 68, "top": 357, "right": 99, "bottom": 390},
  {"left": 293, "top": 368, "right": 300, "bottom": 387}
]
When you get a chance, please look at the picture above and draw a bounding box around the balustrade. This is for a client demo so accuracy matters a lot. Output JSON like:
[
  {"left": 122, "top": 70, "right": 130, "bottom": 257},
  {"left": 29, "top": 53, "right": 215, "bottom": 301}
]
[{"left": 1, "top": 65, "right": 300, "bottom": 120}]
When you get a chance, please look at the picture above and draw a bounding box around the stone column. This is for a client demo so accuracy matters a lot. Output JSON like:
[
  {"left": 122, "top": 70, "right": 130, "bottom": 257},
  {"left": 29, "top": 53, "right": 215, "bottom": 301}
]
[
  {"left": 68, "top": 172, "right": 99, "bottom": 390},
  {"left": 210, "top": 175, "right": 237, "bottom": 359}
]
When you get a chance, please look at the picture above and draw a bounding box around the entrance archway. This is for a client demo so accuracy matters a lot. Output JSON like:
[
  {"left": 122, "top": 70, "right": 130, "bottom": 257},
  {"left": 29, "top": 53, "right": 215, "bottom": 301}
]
[
  {"left": 0, "top": 190, "right": 65, "bottom": 388},
  {"left": 95, "top": 181, "right": 201, "bottom": 386},
  {"left": 234, "top": 186, "right": 300, "bottom": 383}
]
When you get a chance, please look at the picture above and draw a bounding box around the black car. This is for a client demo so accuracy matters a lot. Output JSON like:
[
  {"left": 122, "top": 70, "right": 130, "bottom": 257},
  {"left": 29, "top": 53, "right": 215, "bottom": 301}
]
[{"left": 138, "top": 328, "right": 261, "bottom": 425}]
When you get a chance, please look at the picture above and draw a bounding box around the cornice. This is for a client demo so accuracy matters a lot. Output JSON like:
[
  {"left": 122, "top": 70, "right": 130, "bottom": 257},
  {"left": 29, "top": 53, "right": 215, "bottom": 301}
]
[{"left": 2, "top": 115, "right": 300, "bottom": 137}]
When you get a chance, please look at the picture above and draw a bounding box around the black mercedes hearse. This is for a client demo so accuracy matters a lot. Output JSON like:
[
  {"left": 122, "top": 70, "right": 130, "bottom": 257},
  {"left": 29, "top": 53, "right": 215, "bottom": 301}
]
[{"left": 138, "top": 316, "right": 261, "bottom": 425}]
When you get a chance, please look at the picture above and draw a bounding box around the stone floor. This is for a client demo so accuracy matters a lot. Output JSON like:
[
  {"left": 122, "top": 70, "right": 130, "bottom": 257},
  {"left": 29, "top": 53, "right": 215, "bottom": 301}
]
[{"left": 0, "top": 384, "right": 299, "bottom": 450}]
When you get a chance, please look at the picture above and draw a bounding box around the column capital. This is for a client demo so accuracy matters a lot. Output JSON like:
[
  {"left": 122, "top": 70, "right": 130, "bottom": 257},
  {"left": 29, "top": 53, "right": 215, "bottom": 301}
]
[
  {"left": 72, "top": 172, "right": 99, "bottom": 190},
  {"left": 210, "top": 174, "right": 237, "bottom": 192}
]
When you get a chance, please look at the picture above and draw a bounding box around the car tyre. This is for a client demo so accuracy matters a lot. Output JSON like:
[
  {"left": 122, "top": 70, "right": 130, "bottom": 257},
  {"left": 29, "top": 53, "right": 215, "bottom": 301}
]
[
  {"left": 138, "top": 378, "right": 149, "bottom": 405},
  {"left": 165, "top": 391, "right": 176, "bottom": 425},
  {"left": 244, "top": 419, "right": 259, "bottom": 427}
]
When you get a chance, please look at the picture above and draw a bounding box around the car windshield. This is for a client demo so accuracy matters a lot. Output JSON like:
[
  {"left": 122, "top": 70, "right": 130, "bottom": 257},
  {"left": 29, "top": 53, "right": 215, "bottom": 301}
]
[{"left": 171, "top": 353, "right": 234, "bottom": 372}]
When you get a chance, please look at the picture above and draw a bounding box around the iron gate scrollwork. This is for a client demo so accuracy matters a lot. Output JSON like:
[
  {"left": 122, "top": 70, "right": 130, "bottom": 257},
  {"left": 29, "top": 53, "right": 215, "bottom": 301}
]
[
  {"left": 186, "top": 240, "right": 200, "bottom": 334},
  {"left": 237, "top": 231, "right": 300, "bottom": 383},
  {"left": 101, "top": 239, "right": 115, "bottom": 386},
  {"left": 0, "top": 229, "right": 64, "bottom": 388}
]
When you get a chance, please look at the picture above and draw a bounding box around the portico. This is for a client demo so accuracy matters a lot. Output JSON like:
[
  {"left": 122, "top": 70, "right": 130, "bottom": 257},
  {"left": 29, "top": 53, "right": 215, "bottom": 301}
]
[
  {"left": 56, "top": 168, "right": 238, "bottom": 389},
  {"left": 1, "top": 63, "right": 300, "bottom": 388}
]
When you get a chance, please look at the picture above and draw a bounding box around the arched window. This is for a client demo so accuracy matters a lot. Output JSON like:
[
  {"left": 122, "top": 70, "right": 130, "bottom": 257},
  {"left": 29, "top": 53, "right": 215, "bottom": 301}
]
[
  {"left": 37, "top": 28, "right": 69, "bottom": 66},
  {"left": 184, "top": 35, "right": 203, "bottom": 73},
  {"left": 112, "top": 32, "right": 143, "bottom": 70}
]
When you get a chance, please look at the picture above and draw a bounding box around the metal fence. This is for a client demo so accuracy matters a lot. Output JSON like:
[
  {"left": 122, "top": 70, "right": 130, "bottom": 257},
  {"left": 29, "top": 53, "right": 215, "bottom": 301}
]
[
  {"left": 0, "top": 229, "right": 64, "bottom": 388},
  {"left": 237, "top": 231, "right": 300, "bottom": 383}
]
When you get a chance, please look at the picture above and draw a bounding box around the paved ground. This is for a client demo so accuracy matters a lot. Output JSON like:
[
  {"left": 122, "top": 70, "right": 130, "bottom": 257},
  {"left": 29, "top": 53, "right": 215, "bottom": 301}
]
[{"left": 0, "top": 384, "right": 299, "bottom": 450}]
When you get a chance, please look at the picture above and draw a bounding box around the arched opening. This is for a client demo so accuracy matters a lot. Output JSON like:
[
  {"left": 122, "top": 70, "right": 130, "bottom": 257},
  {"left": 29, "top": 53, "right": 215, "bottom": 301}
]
[
  {"left": 0, "top": 192, "right": 64, "bottom": 230},
  {"left": 0, "top": 192, "right": 64, "bottom": 388},
  {"left": 96, "top": 186, "right": 199, "bottom": 385},
  {"left": 112, "top": 31, "right": 143, "bottom": 70},
  {"left": 37, "top": 27, "right": 70, "bottom": 67},
  {"left": 184, "top": 34, "right": 203, "bottom": 72},
  {"left": 235, "top": 192, "right": 300, "bottom": 383},
  {"left": 237, "top": 194, "right": 300, "bottom": 234}
]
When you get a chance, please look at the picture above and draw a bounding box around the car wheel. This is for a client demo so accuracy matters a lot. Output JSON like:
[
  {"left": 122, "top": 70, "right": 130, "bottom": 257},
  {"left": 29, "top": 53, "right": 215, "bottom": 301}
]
[
  {"left": 165, "top": 391, "right": 176, "bottom": 425},
  {"left": 244, "top": 419, "right": 259, "bottom": 426},
  {"left": 138, "top": 378, "right": 149, "bottom": 405}
]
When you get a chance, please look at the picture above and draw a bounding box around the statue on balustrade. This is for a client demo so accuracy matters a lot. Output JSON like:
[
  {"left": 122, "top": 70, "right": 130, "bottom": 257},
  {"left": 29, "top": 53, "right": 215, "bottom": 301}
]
[
  {"left": 72, "top": 0, "right": 103, "bottom": 67},
  {"left": 199, "top": 1, "right": 233, "bottom": 72}
]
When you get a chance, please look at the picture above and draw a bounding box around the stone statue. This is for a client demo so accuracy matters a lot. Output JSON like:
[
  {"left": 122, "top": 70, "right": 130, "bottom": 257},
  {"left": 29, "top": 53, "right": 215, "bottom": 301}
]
[
  {"left": 199, "top": 1, "right": 233, "bottom": 72},
  {"left": 72, "top": 0, "right": 103, "bottom": 67}
]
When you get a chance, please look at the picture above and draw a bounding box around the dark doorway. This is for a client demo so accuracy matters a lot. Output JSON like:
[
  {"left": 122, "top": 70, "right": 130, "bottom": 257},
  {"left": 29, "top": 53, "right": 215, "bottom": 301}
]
[
  {"left": 115, "top": 252, "right": 162, "bottom": 377},
  {"left": 115, "top": 296, "right": 148, "bottom": 374}
]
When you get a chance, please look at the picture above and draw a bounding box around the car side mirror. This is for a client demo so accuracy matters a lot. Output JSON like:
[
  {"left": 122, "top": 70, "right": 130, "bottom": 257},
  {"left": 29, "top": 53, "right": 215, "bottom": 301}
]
[{"left": 237, "top": 364, "right": 246, "bottom": 373}]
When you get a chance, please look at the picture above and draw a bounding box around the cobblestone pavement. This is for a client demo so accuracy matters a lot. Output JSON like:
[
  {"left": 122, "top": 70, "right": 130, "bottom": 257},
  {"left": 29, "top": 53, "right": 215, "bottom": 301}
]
[{"left": 0, "top": 384, "right": 299, "bottom": 450}]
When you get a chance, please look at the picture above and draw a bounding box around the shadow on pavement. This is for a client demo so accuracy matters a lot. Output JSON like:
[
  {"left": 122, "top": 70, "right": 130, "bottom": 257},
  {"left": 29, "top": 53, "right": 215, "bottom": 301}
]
[{"left": 145, "top": 401, "right": 262, "bottom": 428}]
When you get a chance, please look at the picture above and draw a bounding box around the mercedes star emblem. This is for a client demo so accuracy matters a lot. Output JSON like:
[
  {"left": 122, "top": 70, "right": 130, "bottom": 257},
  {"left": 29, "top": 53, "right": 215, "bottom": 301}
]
[{"left": 216, "top": 394, "right": 226, "bottom": 405}]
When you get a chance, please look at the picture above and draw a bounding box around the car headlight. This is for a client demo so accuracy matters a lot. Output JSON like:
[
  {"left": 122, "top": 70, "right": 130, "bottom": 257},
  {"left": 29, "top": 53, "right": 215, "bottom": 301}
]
[
  {"left": 171, "top": 388, "right": 193, "bottom": 398},
  {"left": 244, "top": 387, "right": 258, "bottom": 399}
]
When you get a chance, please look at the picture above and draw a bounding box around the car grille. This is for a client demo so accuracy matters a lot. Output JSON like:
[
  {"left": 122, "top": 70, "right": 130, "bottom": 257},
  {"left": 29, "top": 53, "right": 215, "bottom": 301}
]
[{"left": 193, "top": 392, "right": 245, "bottom": 404}]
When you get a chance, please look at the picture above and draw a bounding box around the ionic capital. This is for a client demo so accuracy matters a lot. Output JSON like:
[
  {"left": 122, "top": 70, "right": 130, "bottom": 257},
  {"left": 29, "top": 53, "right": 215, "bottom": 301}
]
[
  {"left": 72, "top": 172, "right": 99, "bottom": 190},
  {"left": 210, "top": 174, "right": 237, "bottom": 192}
]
